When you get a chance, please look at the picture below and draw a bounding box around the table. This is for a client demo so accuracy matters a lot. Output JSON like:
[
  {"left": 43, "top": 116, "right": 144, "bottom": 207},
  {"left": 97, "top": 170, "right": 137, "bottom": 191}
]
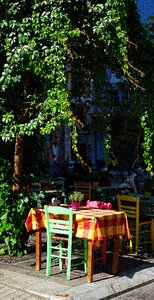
[{"left": 25, "top": 207, "right": 130, "bottom": 283}]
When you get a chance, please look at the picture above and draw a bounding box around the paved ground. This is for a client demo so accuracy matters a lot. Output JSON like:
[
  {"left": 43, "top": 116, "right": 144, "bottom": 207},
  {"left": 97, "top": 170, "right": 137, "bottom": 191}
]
[
  {"left": 0, "top": 279, "right": 45, "bottom": 300},
  {"left": 0, "top": 243, "right": 154, "bottom": 300},
  {"left": 114, "top": 282, "right": 154, "bottom": 300}
]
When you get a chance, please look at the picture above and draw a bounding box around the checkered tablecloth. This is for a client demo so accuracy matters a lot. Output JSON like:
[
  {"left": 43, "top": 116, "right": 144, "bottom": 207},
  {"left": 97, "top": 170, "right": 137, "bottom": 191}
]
[
  {"left": 25, "top": 208, "right": 46, "bottom": 232},
  {"left": 25, "top": 208, "right": 130, "bottom": 245}
]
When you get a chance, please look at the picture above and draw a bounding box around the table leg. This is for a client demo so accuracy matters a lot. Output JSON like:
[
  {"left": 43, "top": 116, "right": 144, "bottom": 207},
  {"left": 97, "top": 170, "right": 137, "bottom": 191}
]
[
  {"left": 87, "top": 240, "right": 94, "bottom": 283},
  {"left": 36, "top": 229, "right": 41, "bottom": 271},
  {"left": 112, "top": 236, "right": 121, "bottom": 275}
]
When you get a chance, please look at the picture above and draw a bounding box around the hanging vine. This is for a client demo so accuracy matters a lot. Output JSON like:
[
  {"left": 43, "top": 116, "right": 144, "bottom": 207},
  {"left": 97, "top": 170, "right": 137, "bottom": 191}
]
[
  {"left": 0, "top": 0, "right": 153, "bottom": 173},
  {"left": 141, "top": 113, "right": 153, "bottom": 172}
]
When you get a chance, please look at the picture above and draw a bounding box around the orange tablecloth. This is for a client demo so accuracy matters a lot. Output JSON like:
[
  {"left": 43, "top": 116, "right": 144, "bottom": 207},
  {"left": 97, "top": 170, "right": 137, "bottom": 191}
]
[{"left": 25, "top": 208, "right": 130, "bottom": 246}]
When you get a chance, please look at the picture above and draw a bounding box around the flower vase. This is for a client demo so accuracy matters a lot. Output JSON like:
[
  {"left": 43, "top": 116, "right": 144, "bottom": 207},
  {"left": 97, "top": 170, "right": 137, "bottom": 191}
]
[{"left": 71, "top": 201, "right": 81, "bottom": 210}]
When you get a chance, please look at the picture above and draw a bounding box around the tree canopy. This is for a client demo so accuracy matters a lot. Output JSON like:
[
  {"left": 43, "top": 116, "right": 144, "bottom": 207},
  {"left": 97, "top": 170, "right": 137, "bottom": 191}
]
[
  {"left": 0, "top": 0, "right": 154, "bottom": 177},
  {"left": 1, "top": 0, "right": 154, "bottom": 256}
]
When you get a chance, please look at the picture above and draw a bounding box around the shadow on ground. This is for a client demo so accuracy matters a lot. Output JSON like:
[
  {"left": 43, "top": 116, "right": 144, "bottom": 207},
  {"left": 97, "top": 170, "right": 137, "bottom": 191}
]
[{"left": 0, "top": 233, "right": 154, "bottom": 285}]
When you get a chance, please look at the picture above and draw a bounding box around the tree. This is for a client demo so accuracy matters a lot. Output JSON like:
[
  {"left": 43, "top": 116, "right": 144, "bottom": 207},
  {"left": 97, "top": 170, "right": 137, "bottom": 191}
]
[
  {"left": 0, "top": 0, "right": 153, "bottom": 191},
  {"left": 0, "top": 0, "right": 73, "bottom": 189},
  {"left": 124, "top": 7, "right": 154, "bottom": 171},
  {"left": 1, "top": 0, "right": 154, "bottom": 256}
]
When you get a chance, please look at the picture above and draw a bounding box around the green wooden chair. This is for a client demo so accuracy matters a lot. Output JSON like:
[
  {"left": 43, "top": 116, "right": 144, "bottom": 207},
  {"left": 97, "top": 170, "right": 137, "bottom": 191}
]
[{"left": 44, "top": 205, "right": 88, "bottom": 280}]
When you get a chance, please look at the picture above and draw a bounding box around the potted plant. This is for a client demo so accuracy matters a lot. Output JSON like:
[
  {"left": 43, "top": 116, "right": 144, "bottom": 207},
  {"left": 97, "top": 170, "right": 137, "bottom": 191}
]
[{"left": 68, "top": 191, "right": 84, "bottom": 210}]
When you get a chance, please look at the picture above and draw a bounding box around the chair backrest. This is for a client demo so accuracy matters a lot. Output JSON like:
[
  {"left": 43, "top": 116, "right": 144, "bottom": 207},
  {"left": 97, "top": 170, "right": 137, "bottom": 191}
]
[
  {"left": 44, "top": 205, "right": 73, "bottom": 237},
  {"left": 74, "top": 181, "right": 91, "bottom": 201},
  {"left": 117, "top": 194, "right": 140, "bottom": 224},
  {"left": 86, "top": 200, "right": 112, "bottom": 209}
]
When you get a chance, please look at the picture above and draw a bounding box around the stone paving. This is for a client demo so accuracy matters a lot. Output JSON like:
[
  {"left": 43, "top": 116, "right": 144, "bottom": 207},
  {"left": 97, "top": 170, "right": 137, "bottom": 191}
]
[
  {"left": 0, "top": 280, "right": 46, "bottom": 300},
  {"left": 114, "top": 282, "right": 154, "bottom": 300},
  {"left": 0, "top": 247, "right": 154, "bottom": 300},
  {"left": 0, "top": 284, "right": 45, "bottom": 300},
  {"left": 0, "top": 266, "right": 47, "bottom": 300}
]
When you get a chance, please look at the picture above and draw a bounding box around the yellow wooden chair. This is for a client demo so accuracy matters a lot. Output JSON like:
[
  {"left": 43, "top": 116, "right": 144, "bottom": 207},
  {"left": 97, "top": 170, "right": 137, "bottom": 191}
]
[
  {"left": 117, "top": 194, "right": 153, "bottom": 255},
  {"left": 74, "top": 181, "right": 91, "bottom": 203}
]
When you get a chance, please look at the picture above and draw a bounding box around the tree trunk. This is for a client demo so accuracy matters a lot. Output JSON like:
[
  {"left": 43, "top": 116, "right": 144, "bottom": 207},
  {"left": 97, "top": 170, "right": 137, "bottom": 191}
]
[{"left": 13, "top": 134, "right": 24, "bottom": 191}]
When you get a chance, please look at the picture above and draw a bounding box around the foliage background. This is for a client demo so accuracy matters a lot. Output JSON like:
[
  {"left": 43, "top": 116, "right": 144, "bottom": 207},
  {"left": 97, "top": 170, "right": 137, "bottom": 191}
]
[{"left": 0, "top": 0, "right": 154, "bottom": 255}]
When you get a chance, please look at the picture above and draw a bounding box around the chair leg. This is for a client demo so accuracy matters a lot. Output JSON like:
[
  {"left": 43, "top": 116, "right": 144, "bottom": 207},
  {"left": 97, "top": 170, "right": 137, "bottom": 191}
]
[
  {"left": 66, "top": 240, "right": 72, "bottom": 280},
  {"left": 63, "top": 241, "right": 68, "bottom": 269},
  {"left": 130, "top": 230, "right": 139, "bottom": 255},
  {"left": 135, "top": 231, "right": 139, "bottom": 255},
  {"left": 129, "top": 236, "right": 133, "bottom": 254},
  {"left": 46, "top": 235, "right": 52, "bottom": 276},
  {"left": 84, "top": 239, "right": 88, "bottom": 273},
  {"left": 59, "top": 241, "right": 63, "bottom": 270}
]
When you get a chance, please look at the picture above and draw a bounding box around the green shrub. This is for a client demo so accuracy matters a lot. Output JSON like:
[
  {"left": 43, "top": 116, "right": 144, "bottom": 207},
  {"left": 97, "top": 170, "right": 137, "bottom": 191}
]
[{"left": 0, "top": 159, "right": 37, "bottom": 256}]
